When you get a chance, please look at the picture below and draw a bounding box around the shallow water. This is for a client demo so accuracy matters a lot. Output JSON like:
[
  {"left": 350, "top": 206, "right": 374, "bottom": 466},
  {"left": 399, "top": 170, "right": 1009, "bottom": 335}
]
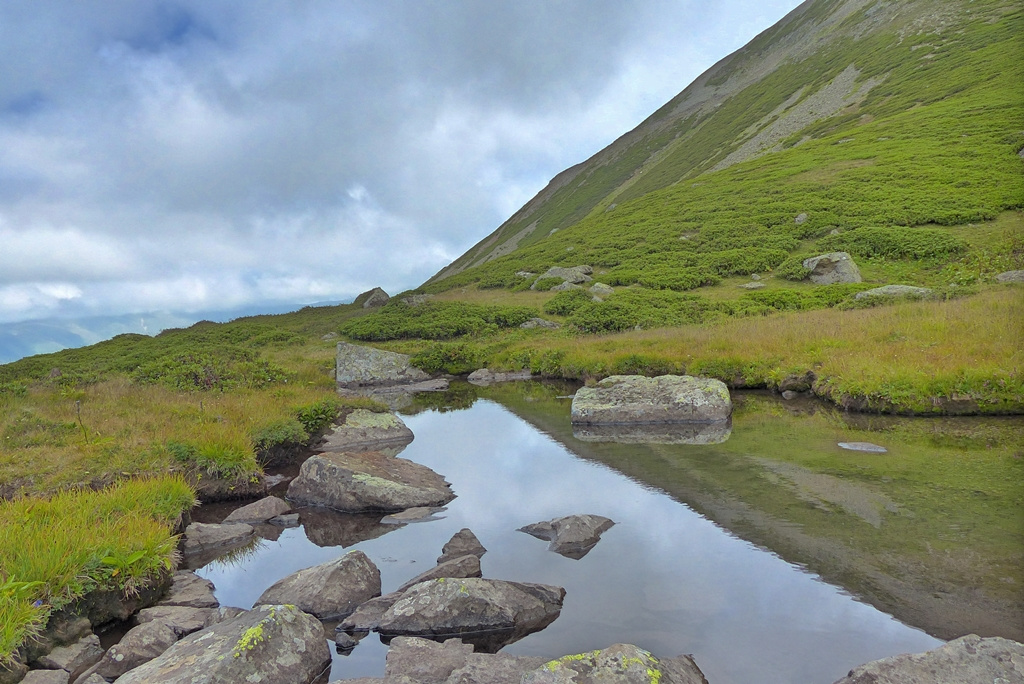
[{"left": 195, "top": 389, "right": 968, "bottom": 684}]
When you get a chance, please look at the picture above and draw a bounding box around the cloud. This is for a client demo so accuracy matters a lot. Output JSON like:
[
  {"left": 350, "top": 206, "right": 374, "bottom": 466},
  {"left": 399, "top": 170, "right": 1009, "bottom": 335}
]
[{"left": 0, "top": 0, "right": 802, "bottom": 329}]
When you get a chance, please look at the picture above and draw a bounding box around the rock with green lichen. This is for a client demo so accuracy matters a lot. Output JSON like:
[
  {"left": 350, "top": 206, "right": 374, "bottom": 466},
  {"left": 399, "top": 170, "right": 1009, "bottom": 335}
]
[
  {"left": 831, "top": 634, "right": 1024, "bottom": 684},
  {"left": 114, "top": 604, "right": 330, "bottom": 684},
  {"left": 522, "top": 644, "right": 708, "bottom": 684},
  {"left": 571, "top": 375, "right": 732, "bottom": 425},
  {"left": 336, "top": 342, "right": 430, "bottom": 387},
  {"left": 253, "top": 550, "right": 381, "bottom": 621},
  {"left": 287, "top": 450, "right": 455, "bottom": 513},
  {"left": 317, "top": 409, "right": 414, "bottom": 452}
]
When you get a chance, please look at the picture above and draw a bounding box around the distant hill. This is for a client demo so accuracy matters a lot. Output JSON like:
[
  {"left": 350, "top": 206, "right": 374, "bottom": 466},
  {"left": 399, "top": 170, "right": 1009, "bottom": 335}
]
[{"left": 425, "top": 0, "right": 1023, "bottom": 291}]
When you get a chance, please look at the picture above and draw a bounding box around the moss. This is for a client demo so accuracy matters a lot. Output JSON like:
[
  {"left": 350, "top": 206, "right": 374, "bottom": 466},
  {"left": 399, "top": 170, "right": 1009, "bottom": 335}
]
[{"left": 233, "top": 606, "right": 276, "bottom": 658}]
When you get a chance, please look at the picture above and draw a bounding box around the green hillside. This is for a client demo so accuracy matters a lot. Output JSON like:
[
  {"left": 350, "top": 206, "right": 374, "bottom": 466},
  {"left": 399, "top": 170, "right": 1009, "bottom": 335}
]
[{"left": 426, "top": 0, "right": 1023, "bottom": 294}]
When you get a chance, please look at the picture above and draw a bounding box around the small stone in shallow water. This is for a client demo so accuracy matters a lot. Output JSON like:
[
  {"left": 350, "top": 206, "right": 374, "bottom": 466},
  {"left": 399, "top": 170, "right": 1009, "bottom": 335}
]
[{"left": 838, "top": 442, "right": 887, "bottom": 453}]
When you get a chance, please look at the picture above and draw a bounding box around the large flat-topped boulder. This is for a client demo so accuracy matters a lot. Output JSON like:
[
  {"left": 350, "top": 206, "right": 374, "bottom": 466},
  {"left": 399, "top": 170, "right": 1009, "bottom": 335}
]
[
  {"left": 337, "top": 342, "right": 430, "bottom": 388},
  {"left": 287, "top": 450, "right": 455, "bottom": 513},
  {"left": 318, "top": 409, "right": 414, "bottom": 452},
  {"left": 254, "top": 550, "right": 381, "bottom": 621},
  {"left": 571, "top": 375, "right": 731, "bottom": 424}
]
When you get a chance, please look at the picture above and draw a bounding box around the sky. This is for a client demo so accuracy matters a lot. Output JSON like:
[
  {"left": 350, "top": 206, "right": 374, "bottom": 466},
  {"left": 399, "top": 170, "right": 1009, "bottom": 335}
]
[{"left": 0, "top": 0, "right": 802, "bottom": 361}]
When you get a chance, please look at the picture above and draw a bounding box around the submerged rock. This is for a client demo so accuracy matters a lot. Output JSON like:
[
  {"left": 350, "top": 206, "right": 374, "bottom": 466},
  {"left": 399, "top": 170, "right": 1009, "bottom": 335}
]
[
  {"left": 571, "top": 375, "right": 732, "bottom": 424},
  {"left": 518, "top": 514, "right": 615, "bottom": 560},
  {"left": 287, "top": 450, "right": 455, "bottom": 513},
  {"left": 802, "top": 252, "right": 862, "bottom": 285},
  {"left": 376, "top": 578, "right": 565, "bottom": 652},
  {"left": 114, "top": 605, "right": 330, "bottom": 684},
  {"left": 254, "top": 550, "right": 381, "bottom": 621},
  {"left": 831, "top": 634, "right": 1024, "bottom": 684}
]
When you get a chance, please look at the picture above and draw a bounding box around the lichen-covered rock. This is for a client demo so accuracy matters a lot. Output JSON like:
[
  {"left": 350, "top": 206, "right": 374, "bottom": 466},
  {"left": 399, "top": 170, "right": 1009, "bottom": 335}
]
[
  {"left": 854, "top": 284, "right": 933, "bottom": 300},
  {"left": 437, "top": 528, "right": 487, "bottom": 564},
  {"left": 336, "top": 342, "right": 430, "bottom": 388},
  {"left": 254, "top": 550, "right": 381, "bottom": 621},
  {"left": 396, "top": 554, "right": 482, "bottom": 593},
  {"left": 222, "top": 496, "right": 292, "bottom": 524},
  {"left": 571, "top": 375, "right": 732, "bottom": 424},
  {"left": 94, "top": 621, "right": 177, "bottom": 679},
  {"left": 32, "top": 633, "right": 102, "bottom": 679},
  {"left": 589, "top": 282, "right": 614, "bottom": 296},
  {"left": 287, "top": 450, "right": 455, "bottom": 513},
  {"left": 832, "top": 634, "right": 1024, "bottom": 684},
  {"left": 519, "top": 318, "right": 561, "bottom": 330},
  {"left": 518, "top": 514, "right": 615, "bottom": 560},
  {"left": 20, "top": 670, "right": 68, "bottom": 684},
  {"left": 376, "top": 578, "right": 565, "bottom": 652},
  {"left": 135, "top": 605, "right": 217, "bottom": 638},
  {"left": 523, "top": 644, "right": 708, "bottom": 684},
  {"left": 383, "top": 636, "right": 545, "bottom": 684},
  {"left": 531, "top": 265, "right": 593, "bottom": 289},
  {"left": 114, "top": 605, "right": 330, "bottom": 684},
  {"left": 802, "top": 252, "right": 862, "bottom": 284},
  {"left": 317, "top": 409, "right": 414, "bottom": 452},
  {"left": 995, "top": 270, "right": 1024, "bottom": 283}
]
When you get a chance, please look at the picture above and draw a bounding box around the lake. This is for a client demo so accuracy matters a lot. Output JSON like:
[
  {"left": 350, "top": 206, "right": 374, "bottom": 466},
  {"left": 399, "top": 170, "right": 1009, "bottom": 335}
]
[{"left": 196, "top": 382, "right": 1023, "bottom": 683}]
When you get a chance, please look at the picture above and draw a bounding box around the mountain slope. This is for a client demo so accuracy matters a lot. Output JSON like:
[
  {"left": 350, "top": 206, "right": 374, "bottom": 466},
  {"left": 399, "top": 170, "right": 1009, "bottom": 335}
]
[{"left": 426, "top": 0, "right": 1023, "bottom": 289}]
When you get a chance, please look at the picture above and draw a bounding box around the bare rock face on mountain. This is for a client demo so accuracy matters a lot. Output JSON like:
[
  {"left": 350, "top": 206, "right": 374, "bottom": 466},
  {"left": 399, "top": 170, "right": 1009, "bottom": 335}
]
[
  {"left": 287, "top": 450, "right": 455, "bottom": 513},
  {"left": 571, "top": 375, "right": 732, "bottom": 425},
  {"left": 802, "top": 252, "right": 862, "bottom": 285},
  {"left": 831, "top": 634, "right": 1024, "bottom": 684},
  {"left": 114, "top": 605, "right": 330, "bottom": 684},
  {"left": 336, "top": 342, "right": 431, "bottom": 388}
]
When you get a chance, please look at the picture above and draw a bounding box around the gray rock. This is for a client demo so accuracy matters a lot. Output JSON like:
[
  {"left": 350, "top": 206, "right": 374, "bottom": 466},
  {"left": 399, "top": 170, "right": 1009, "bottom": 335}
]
[
  {"left": 376, "top": 578, "right": 565, "bottom": 652},
  {"left": 832, "top": 634, "right": 1024, "bottom": 684},
  {"left": 317, "top": 409, "right": 414, "bottom": 452},
  {"left": 74, "top": 675, "right": 106, "bottom": 684},
  {"left": 531, "top": 265, "right": 593, "bottom": 289},
  {"left": 781, "top": 390, "right": 801, "bottom": 400},
  {"left": 400, "top": 294, "right": 434, "bottom": 307},
  {"left": 854, "top": 284, "right": 933, "bottom": 300},
  {"left": 437, "top": 528, "right": 487, "bottom": 565},
  {"left": 523, "top": 644, "right": 708, "bottom": 684},
  {"left": 750, "top": 273, "right": 761, "bottom": 281},
  {"left": 589, "top": 282, "right": 614, "bottom": 296},
  {"left": 0, "top": 658, "right": 27, "bottom": 684},
  {"left": 838, "top": 442, "right": 888, "bottom": 453},
  {"left": 571, "top": 375, "right": 732, "bottom": 425},
  {"left": 518, "top": 515, "right": 615, "bottom": 560},
  {"left": 738, "top": 281, "right": 766, "bottom": 289},
  {"left": 181, "top": 523, "right": 256, "bottom": 568},
  {"left": 287, "top": 450, "right": 455, "bottom": 513},
  {"left": 466, "top": 369, "right": 533, "bottom": 386},
  {"left": 397, "top": 555, "right": 482, "bottom": 593},
  {"left": 94, "top": 621, "right": 177, "bottom": 680},
  {"left": 222, "top": 496, "right": 292, "bottom": 525},
  {"left": 136, "top": 605, "right": 217, "bottom": 638},
  {"left": 336, "top": 341, "right": 431, "bottom": 388},
  {"left": 519, "top": 317, "right": 561, "bottom": 330},
  {"left": 32, "top": 634, "right": 102, "bottom": 679},
  {"left": 359, "top": 287, "right": 390, "bottom": 308},
  {"left": 549, "top": 282, "right": 583, "bottom": 292},
  {"left": 795, "top": 212, "right": 808, "bottom": 224},
  {"left": 382, "top": 636, "right": 546, "bottom": 684},
  {"left": 339, "top": 593, "right": 402, "bottom": 632},
  {"left": 21, "top": 671, "right": 68, "bottom": 684},
  {"left": 779, "top": 370, "right": 817, "bottom": 393},
  {"left": 802, "top": 252, "right": 862, "bottom": 284},
  {"left": 254, "top": 550, "right": 381, "bottom": 621},
  {"left": 995, "top": 269, "right": 1024, "bottom": 283},
  {"left": 572, "top": 421, "right": 732, "bottom": 445},
  {"left": 114, "top": 605, "right": 330, "bottom": 684}
]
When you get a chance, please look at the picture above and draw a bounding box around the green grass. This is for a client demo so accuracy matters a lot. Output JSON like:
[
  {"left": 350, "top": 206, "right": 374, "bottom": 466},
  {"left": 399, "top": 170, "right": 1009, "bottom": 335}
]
[{"left": 0, "top": 477, "right": 195, "bottom": 663}]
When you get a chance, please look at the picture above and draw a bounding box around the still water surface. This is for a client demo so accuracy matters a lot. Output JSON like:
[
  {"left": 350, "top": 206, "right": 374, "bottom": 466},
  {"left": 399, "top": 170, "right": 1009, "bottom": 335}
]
[{"left": 198, "top": 398, "right": 941, "bottom": 684}]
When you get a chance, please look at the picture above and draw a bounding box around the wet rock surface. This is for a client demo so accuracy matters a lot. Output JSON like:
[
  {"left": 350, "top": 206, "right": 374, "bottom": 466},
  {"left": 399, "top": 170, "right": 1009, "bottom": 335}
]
[
  {"left": 254, "top": 550, "right": 381, "bottom": 621},
  {"left": 114, "top": 604, "right": 330, "bottom": 684},
  {"left": 287, "top": 450, "right": 456, "bottom": 513},
  {"left": 571, "top": 375, "right": 732, "bottom": 424},
  {"left": 221, "top": 495, "right": 291, "bottom": 524},
  {"left": 519, "top": 514, "right": 615, "bottom": 560},
  {"left": 831, "top": 634, "right": 1024, "bottom": 684}
]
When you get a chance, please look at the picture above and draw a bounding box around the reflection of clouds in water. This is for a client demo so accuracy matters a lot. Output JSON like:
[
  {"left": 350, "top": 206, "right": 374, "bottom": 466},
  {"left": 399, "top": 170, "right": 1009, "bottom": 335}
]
[{"left": 199, "top": 399, "right": 940, "bottom": 684}]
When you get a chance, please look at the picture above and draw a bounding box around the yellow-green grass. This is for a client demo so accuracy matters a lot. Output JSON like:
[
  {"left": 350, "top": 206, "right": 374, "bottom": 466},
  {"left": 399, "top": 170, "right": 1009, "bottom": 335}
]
[
  {"left": 0, "top": 477, "right": 194, "bottom": 663},
  {"left": 485, "top": 287, "right": 1022, "bottom": 413}
]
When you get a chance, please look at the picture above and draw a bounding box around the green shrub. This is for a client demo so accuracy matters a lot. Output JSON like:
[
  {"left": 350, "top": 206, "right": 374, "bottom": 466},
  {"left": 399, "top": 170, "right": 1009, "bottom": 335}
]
[
  {"left": 410, "top": 342, "right": 482, "bottom": 374},
  {"left": 818, "top": 226, "right": 968, "bottom": 260},
  {"left": 251, "top": 419, "right": 308, "bottom": 451},
  {"left": 531, "top": 277, "right": 565, "bottom": 291},
  {"left": 774, "top": 254, "right": 815, "bottom": 280},
  {"left": 543, "top": 289, "right": 594, "bottom": 316},
  {"left": 568, "top": 289, "right": 717, "bottom": 333},
  {"left": 340, "top": 301, "right": 536, "bottom": 341},
  {"left": 295, "top": 398, "right": 342, "bottom": 434}
]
